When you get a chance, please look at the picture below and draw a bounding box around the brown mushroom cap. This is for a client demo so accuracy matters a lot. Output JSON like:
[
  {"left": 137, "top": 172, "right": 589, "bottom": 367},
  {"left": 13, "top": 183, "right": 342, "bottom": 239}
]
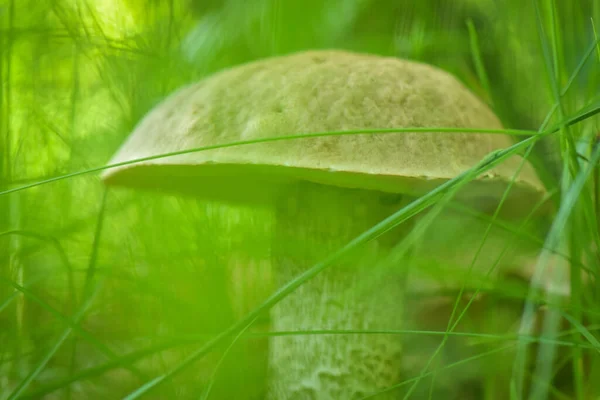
[{"left": 102, "top": 50, "right": 545, "bottom": 210}]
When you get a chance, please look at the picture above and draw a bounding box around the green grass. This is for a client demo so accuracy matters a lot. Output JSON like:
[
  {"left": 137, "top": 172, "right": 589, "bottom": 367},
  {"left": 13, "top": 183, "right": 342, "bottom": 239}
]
[{"left": 1, "top": 0, "right": 600, "bottom": 399}]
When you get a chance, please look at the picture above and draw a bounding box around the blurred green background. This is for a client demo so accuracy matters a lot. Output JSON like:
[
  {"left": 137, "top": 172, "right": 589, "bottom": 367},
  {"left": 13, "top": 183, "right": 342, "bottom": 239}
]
[{"left": 1, "top": 0, "right": 599, "bottom": 399}]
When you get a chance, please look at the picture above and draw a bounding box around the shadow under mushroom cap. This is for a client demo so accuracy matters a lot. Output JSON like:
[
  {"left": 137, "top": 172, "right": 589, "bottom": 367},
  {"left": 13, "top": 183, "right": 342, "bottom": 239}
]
[{"left": 102, "top": 50, "right": 546, "bottom": 213}]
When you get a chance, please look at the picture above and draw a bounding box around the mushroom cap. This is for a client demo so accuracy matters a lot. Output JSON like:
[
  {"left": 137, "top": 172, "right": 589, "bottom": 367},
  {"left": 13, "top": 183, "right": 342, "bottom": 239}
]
[{"left": 102, "top": 50, "right": 545, "bottom": 211}]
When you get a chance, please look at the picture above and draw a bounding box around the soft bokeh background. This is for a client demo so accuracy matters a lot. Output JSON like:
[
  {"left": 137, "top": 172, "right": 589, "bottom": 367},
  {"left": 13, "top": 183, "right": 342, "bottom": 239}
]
[{"left": 1, "top": 0, "right": 599, "bottom": 399}]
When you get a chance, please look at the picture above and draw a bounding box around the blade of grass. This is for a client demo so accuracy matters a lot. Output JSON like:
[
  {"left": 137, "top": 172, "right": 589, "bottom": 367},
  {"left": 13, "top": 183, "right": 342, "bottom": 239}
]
[
  {"left": 0, "top": 99, "right": 589, "bottom": 199},
  {"left": 0, "top": 275, "right": 46, "bottom": 315},
  {"left": 5, "top": 281, "right": 101, "bottom": 400},
  {"left": 518, "top": 124, "right": 600, "bottom": 400},
  {"left": 2, "top": 102, "right": 600, "bottom": 200},
  {"left": 398, "top": 134, "right": 542, "bottom": 398},
  {"left": 0, "top": 278, "right": 110, "bottom": 364},
  {"left": 198, "top": 317, "right": 257, "bottom": 400},
  {"left": 516, "top": 1, "right": 583, "bottom": 399},
  {"left": 560, "top": 311, "right": 600, "bottom": 350},
  {"left": 560, "top": 37, "right": 600, "bottom": 99},
  {"left": 466, "top": 19, "right": 493, "bottom": 106},
  {"left": 360, "top": 344, "right": 515, "bottom": 400},
  {"left": 0, "top": 229, "right": 76, "bottom": 310},
  {"left": 403, "top": 145, "right": 552, "bottom": 399},
  {"left": 543, "top": 12, "right": 590, "bottom": 397},
  {"left": 21, "top": 325, "right": 593, "bottom": 400},
  {"left": 1, "top": 0, "right": 25, "bottom": 385},
  {"left": 361, "top": 320, "right": 595, "bottom": 400},
  {"left": 406, "top": 29, "right": 560, "bottom": 393},
  {"left": 0, "top": 126, "right": 537, "bottom": 197},
  {"left": 4, "top": 187, "right": 147, "bottom": 398}
]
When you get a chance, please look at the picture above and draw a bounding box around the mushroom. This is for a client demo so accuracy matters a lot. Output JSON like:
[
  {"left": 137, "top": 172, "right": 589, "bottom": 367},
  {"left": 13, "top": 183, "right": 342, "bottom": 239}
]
[{"left": 102, "top": 50, "right": 546, "bottom": 399}]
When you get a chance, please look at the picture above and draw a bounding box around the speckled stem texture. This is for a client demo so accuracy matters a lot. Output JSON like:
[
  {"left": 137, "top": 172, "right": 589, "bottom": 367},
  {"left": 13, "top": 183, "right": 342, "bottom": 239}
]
[{"left": 267, "top": 182, "right": 409, "bottom": 400}]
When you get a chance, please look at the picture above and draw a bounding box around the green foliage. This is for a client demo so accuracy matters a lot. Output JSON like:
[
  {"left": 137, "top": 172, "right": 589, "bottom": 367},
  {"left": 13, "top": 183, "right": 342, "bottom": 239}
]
[{"left": 1, "top": 0, "right": 599, "bottom": 399}]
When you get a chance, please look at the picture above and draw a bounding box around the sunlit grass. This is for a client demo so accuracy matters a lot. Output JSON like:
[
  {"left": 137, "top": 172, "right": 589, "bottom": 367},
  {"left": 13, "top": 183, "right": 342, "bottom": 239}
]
[{"left": 1, "top": 0, "right": 600, "bottom": 399}]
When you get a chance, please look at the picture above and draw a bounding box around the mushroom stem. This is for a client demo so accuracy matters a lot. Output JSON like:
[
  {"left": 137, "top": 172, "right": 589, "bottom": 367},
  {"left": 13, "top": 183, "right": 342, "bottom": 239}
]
[{"left": 267, "top": 181, "right": 409, "bottom": 399}]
